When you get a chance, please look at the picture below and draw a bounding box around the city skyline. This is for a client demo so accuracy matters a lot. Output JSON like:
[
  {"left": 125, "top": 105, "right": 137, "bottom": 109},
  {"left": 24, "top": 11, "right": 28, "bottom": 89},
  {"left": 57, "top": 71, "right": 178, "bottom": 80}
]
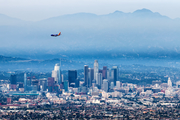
[
  {"left": 0, "top": 58, "right": 180, "bottom": 119},
  {"left": 0, "top": 0, "right": 180, "bottom": 119}
]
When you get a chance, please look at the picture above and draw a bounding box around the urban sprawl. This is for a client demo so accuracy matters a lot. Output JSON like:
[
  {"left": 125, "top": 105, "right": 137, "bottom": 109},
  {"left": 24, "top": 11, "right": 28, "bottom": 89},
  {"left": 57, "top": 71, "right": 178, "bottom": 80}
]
[{"left": 1, "top": 60, "right": 180, "bottom": 119}]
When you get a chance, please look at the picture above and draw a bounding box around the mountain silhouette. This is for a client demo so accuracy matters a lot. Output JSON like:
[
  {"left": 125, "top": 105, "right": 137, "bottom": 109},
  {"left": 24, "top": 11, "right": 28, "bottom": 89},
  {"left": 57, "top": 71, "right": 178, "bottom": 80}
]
[{"left": 0, "top": 8, "right": 179, "bottom": 57}]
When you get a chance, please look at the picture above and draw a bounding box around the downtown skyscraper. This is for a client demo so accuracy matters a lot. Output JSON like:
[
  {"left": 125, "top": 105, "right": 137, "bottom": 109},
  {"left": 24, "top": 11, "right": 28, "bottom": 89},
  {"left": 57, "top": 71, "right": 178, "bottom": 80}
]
[
  {"left": 52, "top": 62, "right": 61, "bottom": 85},
  {"left": 68, "top": 70, "right": 77, "bottom": 87},
  {"left": 10, "top": 74, "right": 17, "bottom": 90},
  {"left": 94, "top": 60, "right": 99, "bottom": 83},
  {"left": 102, "top": 66, "right": 107, "bottom": 79},
  {"left": 88, "top": 68, "right": 94, "bottom": 88},
  {"left": 84, "top": 65, "right": 89, "bottom": 87},
  {"left": 112, "top": 66, "right": 119, "bottom": 86},
  {"left": 24, "top": 73, "right": 27, "bottom": 92}
]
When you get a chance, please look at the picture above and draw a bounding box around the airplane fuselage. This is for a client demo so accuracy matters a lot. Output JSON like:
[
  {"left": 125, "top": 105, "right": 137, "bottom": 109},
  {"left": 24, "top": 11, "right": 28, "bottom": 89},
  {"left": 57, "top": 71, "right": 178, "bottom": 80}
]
[
  {"left": 51, "top": 34, "right": 59, "bottom": 37},
  {"left": 51, "top": 32, "right": 61, "bottom": 37}
]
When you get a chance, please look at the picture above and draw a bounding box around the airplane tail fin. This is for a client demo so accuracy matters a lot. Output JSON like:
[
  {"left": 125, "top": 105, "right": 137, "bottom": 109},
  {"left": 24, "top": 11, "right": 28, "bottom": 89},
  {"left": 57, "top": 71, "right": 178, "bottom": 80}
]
[{"left": 58, "top": 32, "right": 61, "bottom": 36}]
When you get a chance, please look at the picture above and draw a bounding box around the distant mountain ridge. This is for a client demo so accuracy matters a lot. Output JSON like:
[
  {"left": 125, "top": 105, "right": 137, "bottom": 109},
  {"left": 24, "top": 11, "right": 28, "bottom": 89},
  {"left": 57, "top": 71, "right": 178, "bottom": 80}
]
[
  {"left": 0, "top": 8, "right": 180, "bottom": 57},
  {"left": 0, "top": 55, "right": 27, "bottom": 62},
  {"left": 0, "top": 13, "right": 29, "bottom": 26}
]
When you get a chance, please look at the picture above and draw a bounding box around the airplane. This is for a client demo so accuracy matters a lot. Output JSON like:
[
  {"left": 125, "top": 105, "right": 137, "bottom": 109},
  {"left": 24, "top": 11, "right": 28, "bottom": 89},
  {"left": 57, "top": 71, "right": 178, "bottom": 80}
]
[{"left": 51, "top": 32, "right": 61, "bottom": 37}]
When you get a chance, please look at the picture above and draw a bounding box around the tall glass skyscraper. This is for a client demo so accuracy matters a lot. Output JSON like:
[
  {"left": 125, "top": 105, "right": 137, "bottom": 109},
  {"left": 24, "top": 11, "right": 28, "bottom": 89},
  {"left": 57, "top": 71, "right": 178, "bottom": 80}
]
[
  {"left": 48, "top": 77, "right": 54, "bottom": 92},
  {"left": 10, "top": 74, "right": 17, "bottom": 90},
  {"left": 168, "top": 77, "right": 172, "bottom": 87},
  {"left": 64, "top": 80, "right": 69, "bottom": 92},
  {"left": 94, "top": 60, "right": 99, "bottom": 81},
  {"left": 102, "top": 66, "right": 107, "bottom": 79},
  {"left": 103, "top": 79, "right": 109, "bottom": 92},
  {"left": 52, "top": 63, "right": 61, "bottom": 85},
  {"left": 112, "top": 66, "right": 119, "bottom": 86},
  {"left": 24, "top": 73, "right": 27, "bottom": 92},
  {"left": 84, "top": 65, "right": 89, "bottom": 87},
  {"left": 88, "top": 68, "right": 94, "bottom": 88},
  {"left": 97, "top": 73, "right": 103, "bottom": 88},
  {"left": 10, "top": 74, "right": 17, "bottom": 85},
  {"left": 68, "top": 70, "right": 77, "bottom": 87}
]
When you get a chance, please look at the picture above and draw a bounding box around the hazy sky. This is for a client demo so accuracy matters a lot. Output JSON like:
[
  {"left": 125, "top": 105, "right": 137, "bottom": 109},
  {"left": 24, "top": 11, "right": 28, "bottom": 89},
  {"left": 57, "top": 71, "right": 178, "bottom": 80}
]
[{"left": 0, "top": 0, "right": 180, "bottom": 21}]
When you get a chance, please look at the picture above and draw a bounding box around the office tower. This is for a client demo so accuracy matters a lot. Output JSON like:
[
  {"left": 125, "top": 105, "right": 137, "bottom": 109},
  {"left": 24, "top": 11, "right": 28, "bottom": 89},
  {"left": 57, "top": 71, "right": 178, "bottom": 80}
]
[
  {"left": 48, "top": 77, "right": 54, "bottom": 92},
  {"left": 111, "top": 70, "right": 114, "bottom": 80},
  {"left": 39, "top": 78, "right": 47, "bottom": 85},
  {"left": 68, "top": 70, "right": 77, "bottom": 87},
  {"left": 92, "top": 80, "right": 96, "bottom": 87},
  {"left": 54, "top": 84, "right": 59, "bottom": 93},
  {"left": 168, "top": 77, "right": 172, "bottom": 87},
  {"left": 112, "top": 66, "right": 119, "bottom": 86},
  {"left": 24, "top": 73, "right": 27, "bottom": 92},
  {"left": 31, "top": 77, "right": 39, "bottom": 91},
  {"left": 110, "top": 82, "right": 114, "bottom": 89},
  {"left": 102, "top": 66, "right": 107, "bottom": 79},
  {"left": 10, "top": 74, "right": 17, "bottom": 90},
  {"left": 107, "top": 69, "right": 111, "bottom": 80},
  {"left": 116, "top": 81, "right": 120, "bottom": 89},
  {"left": 94, "top": 60, "right": 99, "bottom": 81},
  {"left": 88, "top": 68, "right": 94, "bottom": 88},
  {"left": 84, "top": 65, "right": 89, "bottom": 87},
  {"left": 75, "top": 78, "right": 80, "bottom": 88},
  {"left": 99, "top": 70, "right": 103, "bottom": 73},
  {"left": 64, "top": 80, "right": 69, "bottom": 92},
  {"left": 59, "top": 60, "right": 62, "bottom": 84},
  {"left": 42, "top": 81, "right": 47, "bottom": 91},
  {"left": 10, "top": 74, "right": 17, "bottom": 85},
  {"left": 18, "top": 83, "right": 24, "bottom": 88},
  {"left": 27, "top": 77, "right": 31, "bottom": 86},
  {"left": 96, "top": 73, "right": 102, "bottom": 88},
  {"left": 103, "top": 79, "right": 109, "bottom": 92},
  {"left": 31, "top": 79, "right": 39, "bottom": 86},
  {"left": 61, "top": 74, "right": 64, "bottom": 82},
  {"left": 40, "top": 78, "right": 47, "bottom": 91},
  {"left": 52, "top": 63, "right": 61, "bottom": 85}
]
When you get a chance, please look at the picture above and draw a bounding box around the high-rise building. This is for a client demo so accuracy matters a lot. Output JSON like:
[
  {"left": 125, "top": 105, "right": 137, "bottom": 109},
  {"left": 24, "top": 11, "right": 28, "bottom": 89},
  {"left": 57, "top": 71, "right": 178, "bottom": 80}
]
[
  {"left": 99, "top": 70, "right": 103, "bottom": 73},
  {"left": 48, "top": 77, "right": 54, "bottom": 92},
  {"left": 102, "top": 66, "right": 107, "bottom": 79},
  {"left": 31, "top": 77, "right": 39, "bottom": 91},
  {"left": 68, "top": 70, "right": 77, "bottom": 87},
  {"left": 94, "top": 60, "right": 99, "bottom": 81},
  {"left": 61, "top": 74, "right": 64, "bottom": 82},
  {"left": 10, "top": 74, "right": 17, "bottom": 90},
  {"left": 24, "top": 73, "right": 27, "bottom": 91},
  {"left": 27, "top": 77, "right": 31, "bottom": 86},
  {"left": 40, "top": 78, "right": 47, "bottom": 91},
  {"left": 84, "top": 65, "right": 89, "bottom": 87},
  {"left": 64, "top": 80, "right": 69, "bottom": 92},
  {"left": 111, "top": 70, "right": 114, "bottom": 80},
  {"left": 110, "top": 82, "right": 114, "bottom": 89},
  {"left": 59, "top": 60, "right": 62, "bottom": 84},
  {"left": 75, "top": 78, "right": 80, "bottom": 88},
  {"left": 112, "top": 66, "right": 119, "bottom": 86},
  {"left": 42, "top": 80, "right": 47, "bottom": 91},
  {"left": 103, "top": 79, "right": 109, "bottom": 92},
  {"left": 168, "top": 77, "right": 172, "bottom": 87},
  {"left": 10, "top": 74, "right": 17, "bottom": 85},
  {"left": 116, "top": 81, "right": 120, "bottom": 89},
  {"left": 107, "top": 69, "right": 111, "bottom": 80},
  {"left": 88, "top": 68, "right": 94, "bottom": 88},
  {"left": 96, "top": 73, "right": 102, "bottom": 88},
  {"left": 52, "top": 63, "right": 61, "bottom": 85}
]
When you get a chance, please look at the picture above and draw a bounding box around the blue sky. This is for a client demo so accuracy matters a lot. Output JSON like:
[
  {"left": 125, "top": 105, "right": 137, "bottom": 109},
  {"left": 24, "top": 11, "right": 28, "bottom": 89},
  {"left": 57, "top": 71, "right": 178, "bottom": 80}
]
[{"left": 0, "top": 0, "right": 180, "bottom": 21}]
